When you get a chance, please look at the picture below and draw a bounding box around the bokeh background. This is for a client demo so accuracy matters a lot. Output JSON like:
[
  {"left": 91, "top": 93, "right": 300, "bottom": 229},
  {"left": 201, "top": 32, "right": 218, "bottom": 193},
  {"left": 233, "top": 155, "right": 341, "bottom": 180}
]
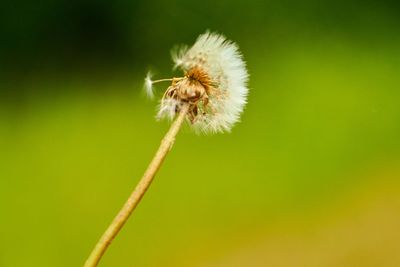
[{"left": 1, "top": 0, "right": 400, "bottom": 266}]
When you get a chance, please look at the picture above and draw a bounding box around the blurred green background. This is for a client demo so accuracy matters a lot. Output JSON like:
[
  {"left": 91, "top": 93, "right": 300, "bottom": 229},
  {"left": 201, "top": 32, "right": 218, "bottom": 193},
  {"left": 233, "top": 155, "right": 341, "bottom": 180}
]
[{"left": 1, "top": 0, "right": 400, "bottom": 266}]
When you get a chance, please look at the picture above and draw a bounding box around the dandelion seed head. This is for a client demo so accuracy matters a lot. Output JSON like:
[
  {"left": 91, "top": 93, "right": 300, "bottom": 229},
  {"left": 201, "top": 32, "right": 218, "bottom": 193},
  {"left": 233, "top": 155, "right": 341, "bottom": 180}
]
[{"left": 150, "top": 32, "right": 249, "bottom": 133}]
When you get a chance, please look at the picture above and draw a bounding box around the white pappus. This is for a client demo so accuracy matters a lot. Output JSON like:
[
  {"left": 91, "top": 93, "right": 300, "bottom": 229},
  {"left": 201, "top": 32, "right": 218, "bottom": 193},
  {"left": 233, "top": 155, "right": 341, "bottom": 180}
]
[{"left": 145, "top": 31, "right": 249, "bottom": 134}]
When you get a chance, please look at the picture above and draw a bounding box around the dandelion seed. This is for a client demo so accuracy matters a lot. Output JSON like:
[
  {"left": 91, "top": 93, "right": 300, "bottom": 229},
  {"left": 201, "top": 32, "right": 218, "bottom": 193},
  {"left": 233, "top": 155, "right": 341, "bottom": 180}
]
[
  {"left": 144, "top": 72, "right": 154, "bottom": 99},
  {"left": 150, "top": 31, "right": 249, "bottom": 133}
]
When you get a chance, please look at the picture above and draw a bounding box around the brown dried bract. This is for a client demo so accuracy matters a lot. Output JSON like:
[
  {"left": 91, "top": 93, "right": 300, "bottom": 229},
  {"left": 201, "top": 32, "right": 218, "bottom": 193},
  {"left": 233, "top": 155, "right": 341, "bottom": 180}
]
[{"left": 162, "top": 67, "right": 213, "bottom": 122}]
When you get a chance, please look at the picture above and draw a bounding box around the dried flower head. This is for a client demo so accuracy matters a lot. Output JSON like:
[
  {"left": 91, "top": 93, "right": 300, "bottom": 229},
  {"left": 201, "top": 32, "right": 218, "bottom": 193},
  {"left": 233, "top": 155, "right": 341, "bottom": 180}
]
[{"left": 146, "top": 32, "right": 249, "bottom": 133}]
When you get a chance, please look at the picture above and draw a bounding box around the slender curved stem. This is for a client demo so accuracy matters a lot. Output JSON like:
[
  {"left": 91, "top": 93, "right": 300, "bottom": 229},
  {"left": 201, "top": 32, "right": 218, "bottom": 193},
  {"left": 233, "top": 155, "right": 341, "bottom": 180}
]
[
  {"left": 152, "top": 77, "right": 184, "bottom": 84},
  {"left": 84, "top": 103, "right": 190, "bottom": 267},
  {"left": 151, "top": 78, "right": 174, "bottom": 83}
]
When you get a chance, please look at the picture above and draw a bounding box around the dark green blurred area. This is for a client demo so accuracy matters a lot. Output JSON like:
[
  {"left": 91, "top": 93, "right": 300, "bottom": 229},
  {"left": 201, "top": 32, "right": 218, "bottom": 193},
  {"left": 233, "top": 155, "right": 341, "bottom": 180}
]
[
  {"left": 2, "top": 0, "right": 399, "bottom": 92},
  {"left": 1, "top": 1, "right": 400, "bottom": 267}
]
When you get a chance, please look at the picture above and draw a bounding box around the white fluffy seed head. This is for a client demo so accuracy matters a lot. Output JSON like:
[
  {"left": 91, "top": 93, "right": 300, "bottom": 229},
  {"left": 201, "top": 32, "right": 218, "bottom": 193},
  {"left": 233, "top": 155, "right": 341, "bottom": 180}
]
[
  {"left": 144, "top": 72, "right": 154, "bottom": 99},
  {"left": 156, "top": 32, "right": 249, "bottom": 134}
]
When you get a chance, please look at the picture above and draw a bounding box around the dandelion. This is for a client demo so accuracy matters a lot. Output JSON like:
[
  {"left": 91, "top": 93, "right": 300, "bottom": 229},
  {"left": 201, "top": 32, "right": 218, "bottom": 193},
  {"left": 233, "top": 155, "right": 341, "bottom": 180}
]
[{"left": 84, "top": 32, "right": 249, "bottom": 267}]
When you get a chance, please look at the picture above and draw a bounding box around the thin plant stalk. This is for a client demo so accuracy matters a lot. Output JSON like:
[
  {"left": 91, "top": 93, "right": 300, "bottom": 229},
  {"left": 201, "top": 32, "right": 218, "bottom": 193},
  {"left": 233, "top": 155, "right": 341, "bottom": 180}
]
[{"left": 84, "top": 103, "right": 190, "bottom": 267}]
